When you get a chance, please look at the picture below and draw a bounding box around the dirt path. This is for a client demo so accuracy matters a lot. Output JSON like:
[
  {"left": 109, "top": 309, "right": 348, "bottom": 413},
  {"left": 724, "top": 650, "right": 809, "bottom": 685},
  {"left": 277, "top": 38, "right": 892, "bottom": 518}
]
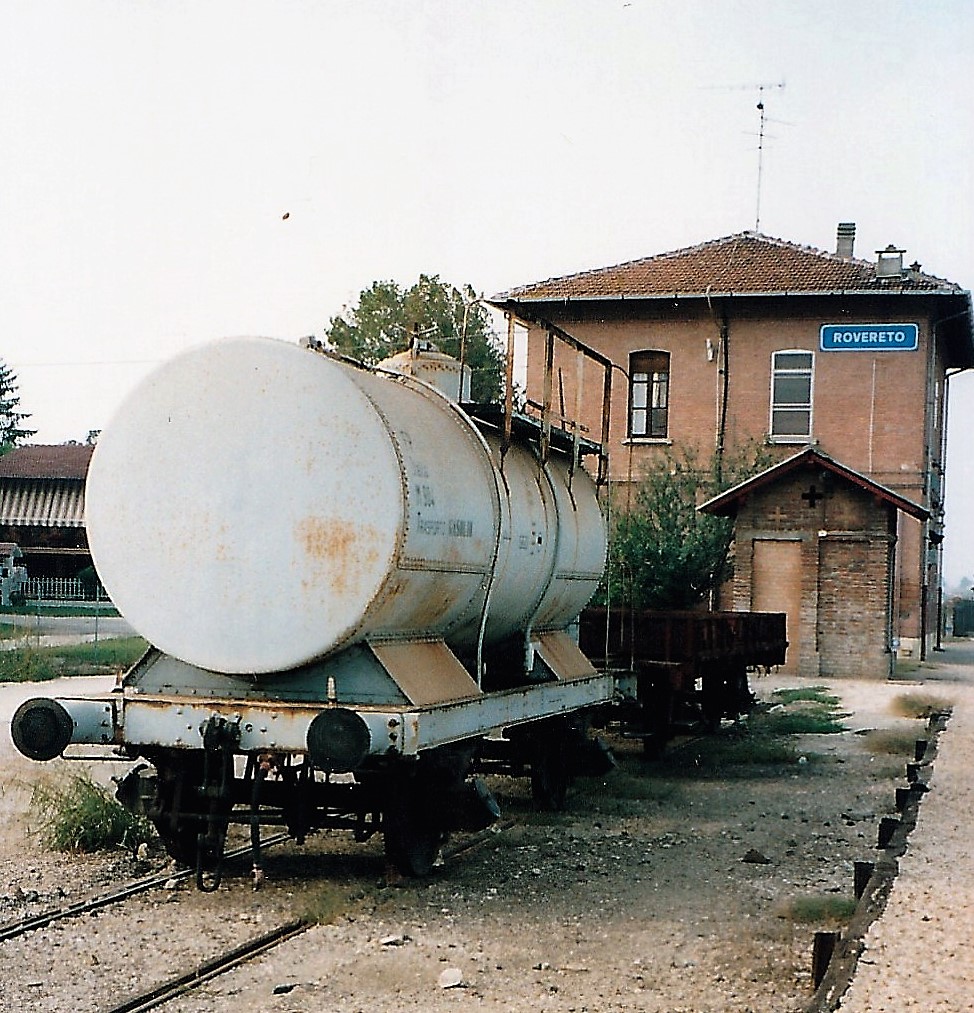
[{"left": 0, "top": 652, "right": 968, "bottom": 1013}]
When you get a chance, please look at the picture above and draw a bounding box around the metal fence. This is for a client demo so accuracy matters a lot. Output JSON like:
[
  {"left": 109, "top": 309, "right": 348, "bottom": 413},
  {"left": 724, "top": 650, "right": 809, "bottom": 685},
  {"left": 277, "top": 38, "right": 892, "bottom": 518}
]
[{"left": 25, "top": 577, "right": 109, "bottom": 602}]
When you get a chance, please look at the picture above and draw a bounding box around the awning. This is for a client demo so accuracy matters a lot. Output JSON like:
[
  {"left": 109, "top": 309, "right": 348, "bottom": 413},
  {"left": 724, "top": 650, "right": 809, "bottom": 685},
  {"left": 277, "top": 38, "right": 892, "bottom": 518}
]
[{"left": 0, "top": 479, "right": 86, "bottom": 528}]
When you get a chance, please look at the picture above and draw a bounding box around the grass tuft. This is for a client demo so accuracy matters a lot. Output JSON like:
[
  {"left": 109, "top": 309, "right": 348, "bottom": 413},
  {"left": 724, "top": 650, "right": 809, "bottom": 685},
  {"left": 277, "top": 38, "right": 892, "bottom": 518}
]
[
  {"left": 771, "top": 686, "right": 841, "bottom": 707},
  {"left": 574, "top": 767, "right": 688, "bottom": 807},
  {"left": 778, "top": 894, "right": 857, "bottom": 925},
  {"left": 0, "top": 647, "right": 59, "bottom": 682},
  {"left": 682, "top": 730, "right": 801, "bottom": 772},
  {"left": 29, "top": 772, "right": 155, "bottom": 853},
  {"left": 861, "top": 728, "right": 921, "bottom": 756},
  {"left": 297, "top": 884, "right": 360, "bottom": 925},
  {"left": 758, "top": 707, "right": 848, "bottom": 736},
  {"left": 891, "top": 692, "right": 953, "bottom": 720}
]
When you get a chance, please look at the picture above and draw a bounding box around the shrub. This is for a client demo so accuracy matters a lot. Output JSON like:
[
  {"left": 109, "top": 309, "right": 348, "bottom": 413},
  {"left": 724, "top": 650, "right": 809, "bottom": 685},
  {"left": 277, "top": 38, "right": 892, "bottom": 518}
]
[{"left": 29, "top": 772, "right": 155, "bottom": 853}]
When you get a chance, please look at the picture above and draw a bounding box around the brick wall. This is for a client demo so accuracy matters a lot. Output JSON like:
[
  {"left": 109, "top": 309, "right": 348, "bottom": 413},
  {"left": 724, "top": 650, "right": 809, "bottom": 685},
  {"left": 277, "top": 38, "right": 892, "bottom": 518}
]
[
  {"left": 523, "top": 294, "right": 938, "bottom": 648},
  {"left": 726, "top": 467, "right": 897, "bottom": 678}
]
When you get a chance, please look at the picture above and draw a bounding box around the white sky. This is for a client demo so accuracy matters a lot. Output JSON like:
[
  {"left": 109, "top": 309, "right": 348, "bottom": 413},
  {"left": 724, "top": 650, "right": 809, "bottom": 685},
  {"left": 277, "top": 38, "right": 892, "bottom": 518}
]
[{"left": 1, "top": 0, "right": 972, "bottom": 583}]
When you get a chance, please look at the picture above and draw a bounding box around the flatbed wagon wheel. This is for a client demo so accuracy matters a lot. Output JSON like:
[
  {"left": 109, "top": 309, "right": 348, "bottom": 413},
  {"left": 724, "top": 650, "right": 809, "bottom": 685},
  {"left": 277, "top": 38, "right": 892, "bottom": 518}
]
[{"left": 727, "top": 666, "right": 756, "bottom": 716}]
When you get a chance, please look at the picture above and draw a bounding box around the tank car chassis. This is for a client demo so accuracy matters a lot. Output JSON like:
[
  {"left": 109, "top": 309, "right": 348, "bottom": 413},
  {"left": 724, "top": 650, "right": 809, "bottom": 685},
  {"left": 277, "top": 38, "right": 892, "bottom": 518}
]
[{"left": 102, "top": 629, "right": 616, "bottom": 886}]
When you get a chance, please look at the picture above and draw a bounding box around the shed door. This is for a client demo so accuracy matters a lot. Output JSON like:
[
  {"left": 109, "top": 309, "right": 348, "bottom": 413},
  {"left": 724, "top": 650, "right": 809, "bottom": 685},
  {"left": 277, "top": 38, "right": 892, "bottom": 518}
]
[{"left": 752, "top": 539, "right": 801, "bottom": 675}]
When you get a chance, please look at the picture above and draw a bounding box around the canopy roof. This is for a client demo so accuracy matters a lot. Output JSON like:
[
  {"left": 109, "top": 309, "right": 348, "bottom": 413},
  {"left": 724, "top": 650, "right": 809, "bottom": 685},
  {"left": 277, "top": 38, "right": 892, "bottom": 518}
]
[{"left": 698, "top": 446, "right": 930, "bottom": 522}]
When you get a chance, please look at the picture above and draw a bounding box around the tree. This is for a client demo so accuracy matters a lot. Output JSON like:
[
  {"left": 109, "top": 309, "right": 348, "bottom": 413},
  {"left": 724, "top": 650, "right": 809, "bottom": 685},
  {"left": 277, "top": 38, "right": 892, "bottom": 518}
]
[
  {"left": 324, "top": 275, "right": 506, "bottom": 404},
  {"left": 0, "top": 360, "right": 35, "bottom": 452},
  {"left": 603, "top": 441, "right": 775, "bottom": 610}
]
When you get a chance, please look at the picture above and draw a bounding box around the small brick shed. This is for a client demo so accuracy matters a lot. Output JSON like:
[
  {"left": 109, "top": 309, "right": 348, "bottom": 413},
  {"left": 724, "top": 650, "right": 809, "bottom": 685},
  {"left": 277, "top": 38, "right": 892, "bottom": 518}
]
[{"left": 699, "top": 447, "right": 929, "bottom": 679}]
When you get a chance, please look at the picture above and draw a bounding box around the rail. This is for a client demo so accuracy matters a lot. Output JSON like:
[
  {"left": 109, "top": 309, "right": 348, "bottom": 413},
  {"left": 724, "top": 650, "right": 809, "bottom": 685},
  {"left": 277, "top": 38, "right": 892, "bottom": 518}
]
[{"left": 0, "top": 834, "right": 289, "bottom": 944}]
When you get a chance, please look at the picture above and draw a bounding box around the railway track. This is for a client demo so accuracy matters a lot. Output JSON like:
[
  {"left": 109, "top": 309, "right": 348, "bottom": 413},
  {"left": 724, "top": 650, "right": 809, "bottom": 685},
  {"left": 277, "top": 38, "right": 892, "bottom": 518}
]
[
  {"left": 103, "top": 919, "right": 310, "bottom": 1013},
  {"left": 4, "top": 820, "right": 515, "bottom": 1012},
  {"left": 0, "top": 833, "right": 290, "bottom": 944}
]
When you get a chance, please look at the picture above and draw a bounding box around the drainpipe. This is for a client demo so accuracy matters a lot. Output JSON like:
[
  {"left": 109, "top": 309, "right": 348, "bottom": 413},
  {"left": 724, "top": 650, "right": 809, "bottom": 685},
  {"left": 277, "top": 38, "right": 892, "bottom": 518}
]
[
  {"left": 935, "top": 365, "right": 965, "bottom": 650},
  {"left": 706, "top": 289, "right": 730, "bottom": 484}
]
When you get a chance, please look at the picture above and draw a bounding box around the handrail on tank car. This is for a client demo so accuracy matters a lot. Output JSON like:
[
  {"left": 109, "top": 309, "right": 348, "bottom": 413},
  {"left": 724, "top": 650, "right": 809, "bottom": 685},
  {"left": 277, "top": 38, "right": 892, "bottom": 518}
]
[{"left": 490, "top": 301, "right": 612, "bottom": 486}]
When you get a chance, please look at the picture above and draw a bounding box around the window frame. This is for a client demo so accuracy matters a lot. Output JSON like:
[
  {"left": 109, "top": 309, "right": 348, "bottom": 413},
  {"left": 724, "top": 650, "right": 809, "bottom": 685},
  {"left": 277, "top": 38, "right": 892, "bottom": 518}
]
[
  {"left": 628, "top": 349, "right": 670, "bottom": 440},
  {"left": 769, "top": 348, "right": 814, "bottom": 443}
]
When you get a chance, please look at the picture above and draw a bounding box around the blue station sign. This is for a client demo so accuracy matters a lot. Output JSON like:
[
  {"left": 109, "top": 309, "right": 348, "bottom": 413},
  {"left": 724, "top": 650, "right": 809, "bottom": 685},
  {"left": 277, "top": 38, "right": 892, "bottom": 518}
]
[{"left": 820, "top": 323, "right": 919, "bottom": 352}]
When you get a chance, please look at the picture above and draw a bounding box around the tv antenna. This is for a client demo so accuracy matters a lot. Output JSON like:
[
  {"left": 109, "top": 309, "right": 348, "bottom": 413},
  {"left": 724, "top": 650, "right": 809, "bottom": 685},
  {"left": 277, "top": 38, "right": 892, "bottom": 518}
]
[
  {"left": 752, "top": 82, "right": 785, "bottom": 232},
  {"left": 704, "top": 80, "right": 786, "bottom": 232}
]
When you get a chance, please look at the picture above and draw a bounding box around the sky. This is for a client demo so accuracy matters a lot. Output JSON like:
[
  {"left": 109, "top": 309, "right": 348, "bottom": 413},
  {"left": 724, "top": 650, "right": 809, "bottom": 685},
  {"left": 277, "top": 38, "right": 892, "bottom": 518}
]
[{"left": 1, "top": 0, "right": 972, "bottom": 584}]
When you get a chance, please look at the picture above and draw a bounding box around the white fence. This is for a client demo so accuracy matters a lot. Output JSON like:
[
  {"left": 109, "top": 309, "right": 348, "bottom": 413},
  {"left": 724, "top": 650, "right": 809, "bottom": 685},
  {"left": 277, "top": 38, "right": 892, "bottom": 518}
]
[{"left": 25, "top": 577, "right": 109, "bottom": 602}]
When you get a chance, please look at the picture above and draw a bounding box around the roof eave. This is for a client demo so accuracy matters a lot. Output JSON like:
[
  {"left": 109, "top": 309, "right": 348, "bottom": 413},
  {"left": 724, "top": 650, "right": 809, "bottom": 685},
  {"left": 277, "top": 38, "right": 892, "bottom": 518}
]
[{"left": 493, "top": 287, "right": 964, "bottom": 305}]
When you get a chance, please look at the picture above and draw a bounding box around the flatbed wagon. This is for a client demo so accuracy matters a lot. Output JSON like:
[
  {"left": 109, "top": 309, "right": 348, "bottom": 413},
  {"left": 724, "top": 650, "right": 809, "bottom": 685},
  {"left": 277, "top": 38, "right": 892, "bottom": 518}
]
[{"left": 579, "top": 607, "right": 788, "bottom": 752}]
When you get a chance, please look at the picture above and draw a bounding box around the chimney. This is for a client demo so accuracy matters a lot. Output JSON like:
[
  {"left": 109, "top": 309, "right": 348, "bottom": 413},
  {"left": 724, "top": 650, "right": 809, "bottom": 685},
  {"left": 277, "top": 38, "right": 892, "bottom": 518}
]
[
  {"left": 836, "top": 222, "right": 856, "bottom": 259},
  {"left": 876, "top": 244, "right": 906, "bottom": 279}
]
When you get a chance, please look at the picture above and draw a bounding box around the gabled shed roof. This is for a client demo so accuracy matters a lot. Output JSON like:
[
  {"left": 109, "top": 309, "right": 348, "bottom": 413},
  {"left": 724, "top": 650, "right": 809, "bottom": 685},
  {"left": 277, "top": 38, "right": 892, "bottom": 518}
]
[{"left": 698, "top": 446, "right": 929, "bottom": 522}]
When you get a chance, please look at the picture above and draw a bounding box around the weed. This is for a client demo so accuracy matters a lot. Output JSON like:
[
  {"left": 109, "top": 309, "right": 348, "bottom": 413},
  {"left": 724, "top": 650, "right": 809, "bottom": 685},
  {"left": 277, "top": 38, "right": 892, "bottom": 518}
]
[
  {"left": 0, "top": 647, "right": 59, "bottom": 682},
  {"left": 893, "top": 657, "right": 923, "bottom": 679},
  {"left": 609, "top": 771, "right": 686, "bottom": 804},
  {"left": 29, "top": 772, "right": 155, "bottom": 853},
  {"left": 771, "top": 686, "right": 841, "bottom": 707},
  {"left": 572, "top": 767, "right": 688, "bottom": 810},
  {"left": 778, "top": 894, "right": 857, "bottom": 925},
  {"left": 682, "top": 731, "right": 801, "bottom": 772},
  {"left": 298, "top": 883, "right": 358, "bottom": 925},
  {"left": 891, "top": 692, "right": 953, "bottom": 720},
  {"left": 53, "top": 637, "right": 148, "bottom": 669},
  {"left": 673, "top": 684, "right": 849, "bottom": 774},
  {"left": 757, "top": 708, "right": 848, "bottom": 736},
  {"left": 861, "top": 728, "right": 922, "bottom": 756},
  {"left": 0, "top": 604, "right": 120, "bottom": 618}
]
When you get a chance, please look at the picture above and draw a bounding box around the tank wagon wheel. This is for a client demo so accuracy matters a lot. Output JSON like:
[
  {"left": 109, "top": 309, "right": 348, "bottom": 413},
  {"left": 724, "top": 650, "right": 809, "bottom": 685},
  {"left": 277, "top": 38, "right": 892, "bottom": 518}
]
[
  {"left": 529, "top": 718, "right": 573, "bottom": 812},
  {"left": 383, "top": 800, "right": 445, "bottom": 878},
  {"left": 382, "top": 761, "right": 450, "bottom": 878},
  {"left": 381, "top": 745, "right": 490, "bottom": 877},
  {"left": 145, "top": 754, "right": 209, "bottom": 867}
]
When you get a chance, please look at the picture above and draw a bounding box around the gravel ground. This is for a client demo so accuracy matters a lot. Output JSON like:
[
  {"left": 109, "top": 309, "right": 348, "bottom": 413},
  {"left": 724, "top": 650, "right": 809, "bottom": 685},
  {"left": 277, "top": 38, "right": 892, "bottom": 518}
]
[{"left": 0, "top": 648, "right": 970, "bottom": 1012}]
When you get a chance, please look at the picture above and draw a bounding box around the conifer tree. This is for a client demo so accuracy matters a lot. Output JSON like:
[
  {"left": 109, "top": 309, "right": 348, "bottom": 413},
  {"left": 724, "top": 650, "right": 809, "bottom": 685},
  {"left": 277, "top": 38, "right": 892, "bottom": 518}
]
[{"left": 0, "top": 360, "right": 35, "bottom": 452}]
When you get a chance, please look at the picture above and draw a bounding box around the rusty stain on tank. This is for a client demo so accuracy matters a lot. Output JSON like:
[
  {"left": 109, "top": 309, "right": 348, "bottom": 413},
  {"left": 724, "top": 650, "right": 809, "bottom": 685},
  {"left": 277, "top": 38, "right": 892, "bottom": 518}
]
[{"left": 296, "top": 516, "right": 381, "bottom": 596}]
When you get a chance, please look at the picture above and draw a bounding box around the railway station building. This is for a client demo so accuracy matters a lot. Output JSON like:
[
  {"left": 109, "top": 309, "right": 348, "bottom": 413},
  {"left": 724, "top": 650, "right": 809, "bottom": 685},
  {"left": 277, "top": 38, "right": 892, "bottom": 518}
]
[{"left": 492, "top": 225, "right": 974, "bottom": 671}]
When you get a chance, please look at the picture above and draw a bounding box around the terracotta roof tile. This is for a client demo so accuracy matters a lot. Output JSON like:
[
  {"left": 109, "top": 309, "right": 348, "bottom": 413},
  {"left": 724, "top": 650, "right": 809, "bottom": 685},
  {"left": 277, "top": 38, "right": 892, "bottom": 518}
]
[
  {"left": 497, "top": 232, "right": 963, "bottom": 302},
  {"left": 0, "top": 444, "right": 94, "bottom": 481}
]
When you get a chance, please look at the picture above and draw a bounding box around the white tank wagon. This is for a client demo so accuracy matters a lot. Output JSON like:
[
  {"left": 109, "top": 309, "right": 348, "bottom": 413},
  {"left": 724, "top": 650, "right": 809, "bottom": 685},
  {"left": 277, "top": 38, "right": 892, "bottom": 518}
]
[{"left": 12, "top": 336, "right": 614, "bottom": 881}]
